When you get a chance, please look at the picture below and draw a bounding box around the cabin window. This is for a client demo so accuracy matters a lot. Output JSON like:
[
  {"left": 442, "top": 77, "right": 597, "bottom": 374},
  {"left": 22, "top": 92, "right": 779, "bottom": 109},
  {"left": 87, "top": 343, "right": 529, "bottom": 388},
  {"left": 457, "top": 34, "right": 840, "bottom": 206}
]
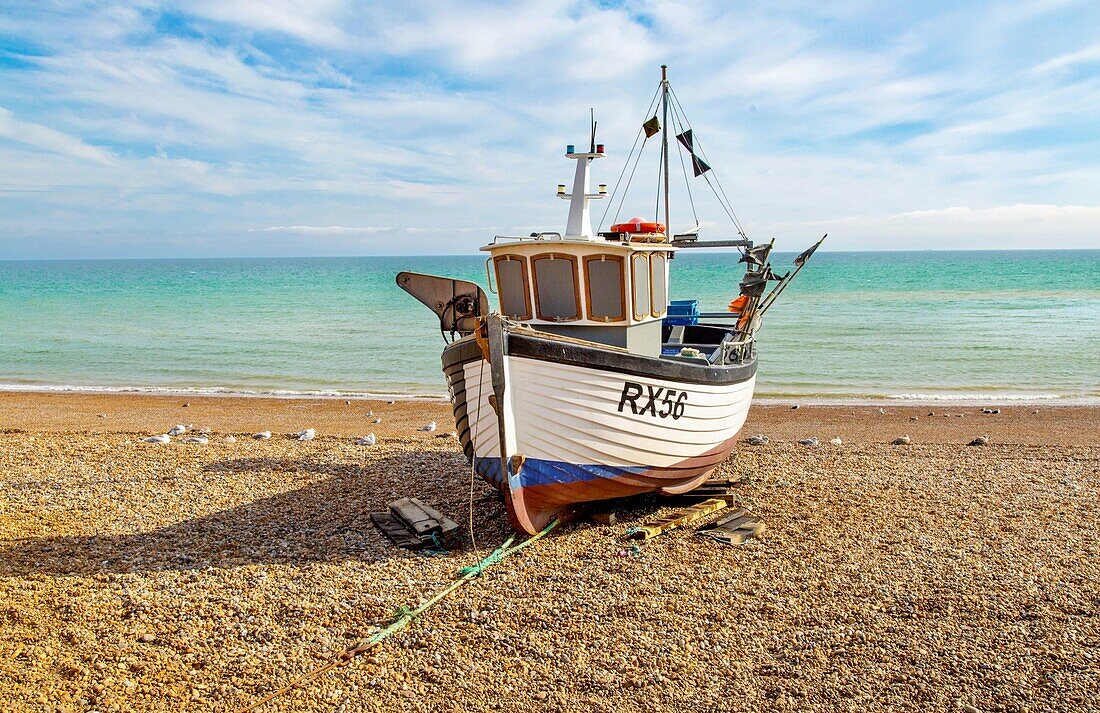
[
  {"left": 650, "top": 252, "right": 667, "bottom": 317},
  {"left": 631, "top": 253, "right": 651, "bottom": 320},
  {"left": 532, "top": 254, "right": 580, "bottom": 321},
  {"left": 493, "top": 255, "right": 531, "bottom": 319},
  {"left": 584, "top": 255, "right": 625, "bottom": 321}
]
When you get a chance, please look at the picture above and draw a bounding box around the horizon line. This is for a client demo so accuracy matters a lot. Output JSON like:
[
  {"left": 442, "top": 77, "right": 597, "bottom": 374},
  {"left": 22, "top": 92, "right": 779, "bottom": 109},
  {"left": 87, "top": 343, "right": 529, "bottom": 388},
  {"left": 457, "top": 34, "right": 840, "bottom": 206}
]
[{"left": 2, "top": 246, "right": 1099, "bottom": 263}]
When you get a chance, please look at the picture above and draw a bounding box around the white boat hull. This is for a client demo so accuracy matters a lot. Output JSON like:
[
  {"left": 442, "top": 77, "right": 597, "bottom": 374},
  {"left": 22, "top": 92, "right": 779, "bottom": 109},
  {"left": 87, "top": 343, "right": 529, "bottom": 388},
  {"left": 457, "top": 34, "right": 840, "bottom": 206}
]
[{"left": 443, "top": 316, "right": 756, "bottom": 533}]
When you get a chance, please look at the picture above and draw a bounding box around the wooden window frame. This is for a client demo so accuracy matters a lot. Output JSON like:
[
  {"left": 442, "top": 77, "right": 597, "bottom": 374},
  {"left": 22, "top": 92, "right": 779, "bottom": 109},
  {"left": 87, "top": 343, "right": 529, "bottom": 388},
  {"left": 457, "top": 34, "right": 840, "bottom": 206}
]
[
  {"left": 531, "top": 253, "right": 581, "bottom": 322},
  {"left": 582, "top": 254, "right": 626, "bottom": 322},
  {"left": 493, "top": 254, "right": 532, "bottom": 321},
  {"left": 631, "top": 252, "right": 651, "bottom": 321},
  {"left": 649, "top": 251, "right": 667, "bottom": 318}
]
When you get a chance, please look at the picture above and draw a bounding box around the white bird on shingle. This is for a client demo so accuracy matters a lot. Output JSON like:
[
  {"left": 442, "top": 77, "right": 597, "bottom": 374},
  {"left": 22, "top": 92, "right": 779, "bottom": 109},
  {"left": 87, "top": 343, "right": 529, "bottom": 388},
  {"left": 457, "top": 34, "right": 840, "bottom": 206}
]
[
  {"left": 297, "top": 428, "right": 315, "bottom": 441},
  {"left": 356, "top": 433, "right": 377, "bottom": 446},
  {"left": 142, "top": 434, "right": 171, "bottom": 444},
  {"left": 419, "top": 421, "right": 437, "bottom": 432},
  {"left": 253, "top": 431, "right": 271, "bottom": 440},
  {"left": 168, "top": 424, "right": 187, "bottom": 436}
]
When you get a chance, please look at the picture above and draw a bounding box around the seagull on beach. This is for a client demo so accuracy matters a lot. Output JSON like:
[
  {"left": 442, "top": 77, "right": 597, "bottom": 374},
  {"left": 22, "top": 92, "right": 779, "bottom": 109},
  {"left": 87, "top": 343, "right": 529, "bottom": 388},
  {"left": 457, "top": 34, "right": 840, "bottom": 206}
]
[
  {"left": 182, "top": 436, "right": 208, "bottom": 444},
  {"left": 892, "top": 435, "right": 911, "bottom": 445},
  {"left": 798, "top": 437, "right": 819, "bottom": 447},
  {"left": 745, "top": 434, "right": 770, "bottom": 445},
  {"left": 142, "top": 434, "right": 171, "bottom": 444},
  {"left": 372, "top": 417, "right": 382, "bottom": 424},
  {"left": 830, "top": 437, "right": 843, "bottom": 446},
  {"left": 419, "top": 421, "right": 437, "bottom": 432},
  {"left": 168, "top": 424, "right": 187, "bottom": 436},
  {"left": 224, "top": 436, "right": 237, "bottom": 443},
  {"left": 357, "top": 433, "right": 377, "bottom": 446},
  {"left": 968, "top": 435, "right": 990, "bottom": 446},
  {"left": 296, "top": 428, "right": 315, "bottom": 441},
  {"left": 253, "top": 431, "right": 271, "bottom": 440}
]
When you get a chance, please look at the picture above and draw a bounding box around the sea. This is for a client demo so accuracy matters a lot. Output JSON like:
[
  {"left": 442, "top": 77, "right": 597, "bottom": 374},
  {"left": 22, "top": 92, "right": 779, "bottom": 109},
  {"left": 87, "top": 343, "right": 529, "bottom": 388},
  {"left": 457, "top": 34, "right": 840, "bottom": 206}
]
[{"left": 1, "top": 250, "right": 1097, "bottom": 403}]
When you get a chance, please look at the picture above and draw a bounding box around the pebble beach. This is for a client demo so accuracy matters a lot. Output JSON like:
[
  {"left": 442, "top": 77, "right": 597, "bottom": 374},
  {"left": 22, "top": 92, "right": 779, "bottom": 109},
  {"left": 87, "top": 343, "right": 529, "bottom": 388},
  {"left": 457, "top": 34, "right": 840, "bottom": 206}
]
[{"left": 1, "top": 392, "right": 1097, "bottom": 712}]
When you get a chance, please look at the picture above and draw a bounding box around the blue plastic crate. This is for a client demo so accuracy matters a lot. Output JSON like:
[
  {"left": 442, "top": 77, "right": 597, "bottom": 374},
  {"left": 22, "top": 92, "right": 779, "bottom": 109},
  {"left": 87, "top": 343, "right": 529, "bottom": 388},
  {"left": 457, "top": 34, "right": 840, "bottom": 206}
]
[{"left": 665, "top": 299, "right": 699, "bottom": 326}]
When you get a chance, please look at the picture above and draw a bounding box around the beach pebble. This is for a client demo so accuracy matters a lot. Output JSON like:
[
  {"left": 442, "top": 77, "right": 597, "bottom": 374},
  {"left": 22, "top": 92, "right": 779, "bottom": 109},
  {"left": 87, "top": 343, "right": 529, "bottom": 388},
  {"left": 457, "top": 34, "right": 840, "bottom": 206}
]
[
  {"left": 356, "top": 433, "right": 377, "bottom": 447},
  {"left": 141, "top": 434, "right": 171, "bottom": 444},
  {"left": 798, "top": 437, "right": 819, "bottom": 447},
  {"left": 419, "top": 422, "right": 437, "bottom": 432},
  {"left": 167, "top": 424, "right": 187, "bottom": 436},
  {"left": 746, "top": 434, "right": 770, "bottom": 445},
  {"left": 830, "top": 437, "right": 843, "bottom": 446},
  {"left": 181, "top": 436, "right": 208, "bottom": 444},
  {"left": 892, "top": 435, "right": 911, "bottom": 445},
  {"left": 969, "top": 435, "right": 990, "bottom": 446},
  {"left": 296, "top": 428, "right": 316, "bottom": 441},
  {"left": 909, "top": 416, "right": 919, "bottom": 421},
  {"left": 138, "top": 633, "right": 156, "bottom": 644},
  {"left": 224, "top": 436, "right": 237, "bottom": 443},
  {"left": 252, "top": 431, "right": 272, "bottom": 440},
  {"left": 182, "top": 402, "right": 189, "bottom": 407}
]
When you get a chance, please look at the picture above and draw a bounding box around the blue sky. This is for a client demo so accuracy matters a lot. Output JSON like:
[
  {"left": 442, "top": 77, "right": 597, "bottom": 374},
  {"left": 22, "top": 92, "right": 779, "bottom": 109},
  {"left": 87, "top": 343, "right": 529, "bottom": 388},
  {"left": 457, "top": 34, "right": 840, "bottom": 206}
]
[{"left": 0, "top": 0, "right": 1098, "bottom": 258}]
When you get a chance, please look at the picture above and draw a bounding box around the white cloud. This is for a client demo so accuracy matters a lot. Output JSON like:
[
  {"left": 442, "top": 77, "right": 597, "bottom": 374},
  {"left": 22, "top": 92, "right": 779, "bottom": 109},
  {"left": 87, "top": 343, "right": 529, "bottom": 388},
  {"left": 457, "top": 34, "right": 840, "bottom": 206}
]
[
  {"left": 1, "top": 1, "right": 1099, "bottom": 256},
  {"left": 0, "top": 107, "right": 114, "bottom": 164},
  {"left": 771, "top": 204, "right": 1100, "bottom": 250},
  {"left": 250, "top": 225, "right": 393, "bottom": 235}
]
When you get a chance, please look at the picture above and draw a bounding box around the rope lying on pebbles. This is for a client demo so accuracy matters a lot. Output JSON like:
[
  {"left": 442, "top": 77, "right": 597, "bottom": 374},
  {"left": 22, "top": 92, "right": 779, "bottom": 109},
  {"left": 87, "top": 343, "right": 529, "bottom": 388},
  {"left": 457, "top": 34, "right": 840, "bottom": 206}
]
[{"left": 239, "top": 519, "right": 558, "bottom": 712}]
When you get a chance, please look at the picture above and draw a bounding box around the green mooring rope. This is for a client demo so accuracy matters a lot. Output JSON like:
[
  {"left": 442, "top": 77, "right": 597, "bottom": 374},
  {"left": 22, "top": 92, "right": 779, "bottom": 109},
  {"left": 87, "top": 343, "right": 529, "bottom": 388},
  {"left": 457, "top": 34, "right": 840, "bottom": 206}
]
[{"left": 240, "top": 519, "right": 559, "bottom": 712}]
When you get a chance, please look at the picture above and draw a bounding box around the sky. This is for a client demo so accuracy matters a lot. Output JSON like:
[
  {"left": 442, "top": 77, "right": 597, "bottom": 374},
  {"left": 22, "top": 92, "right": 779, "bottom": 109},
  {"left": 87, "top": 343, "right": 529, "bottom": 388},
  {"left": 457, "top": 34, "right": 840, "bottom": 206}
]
[{"left": 0, "top": 0, "right": 1098, "bottom": 259}]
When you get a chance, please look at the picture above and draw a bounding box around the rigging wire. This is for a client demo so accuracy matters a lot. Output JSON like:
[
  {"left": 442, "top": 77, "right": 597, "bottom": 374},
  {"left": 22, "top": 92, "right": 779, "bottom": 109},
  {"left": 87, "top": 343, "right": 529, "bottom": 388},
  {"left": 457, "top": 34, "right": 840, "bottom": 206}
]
[
  {"left": 609, "top": 136, "right": 650, "bottom": 228},
  {"left": 597, "top": 83, "right": 662, "bottom": 232},
  {"left": 654, "top": 138, "right": 665, "bottom": 225},
  {"left": 668, "top": 85, "right": 749, "bottom": 239},
  {"left": 666, "top": 95, "right": 699, "bottom": 228}
]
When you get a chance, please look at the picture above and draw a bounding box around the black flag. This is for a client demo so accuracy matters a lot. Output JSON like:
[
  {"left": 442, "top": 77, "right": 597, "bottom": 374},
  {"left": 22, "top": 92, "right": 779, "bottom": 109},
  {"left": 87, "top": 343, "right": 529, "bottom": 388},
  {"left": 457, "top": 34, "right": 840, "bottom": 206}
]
[
  {"left": 642, "top": 116, "right": 661, "bottom": 138},
  {"left": 676, "top": 129, "right": 693, "bottom": 151},
  {"left": 739, "top": 272, "right": 769, "bottom": 298},
  {"left": 794, "top": 236, "right": 826, "bottom": 267},
  {"left": 677, "top": 130, "right": 711, "bottom": 175},
  {"left": 739, "top": 243, "right": 772, "bottom": 267}
]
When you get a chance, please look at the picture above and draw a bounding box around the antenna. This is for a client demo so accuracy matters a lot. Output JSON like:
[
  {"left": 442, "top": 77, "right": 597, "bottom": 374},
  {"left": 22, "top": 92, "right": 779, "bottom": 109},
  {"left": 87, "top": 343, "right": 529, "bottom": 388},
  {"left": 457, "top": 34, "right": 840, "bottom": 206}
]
[{"left": 590, "top": 108, "right": 597, "bottom": 153}]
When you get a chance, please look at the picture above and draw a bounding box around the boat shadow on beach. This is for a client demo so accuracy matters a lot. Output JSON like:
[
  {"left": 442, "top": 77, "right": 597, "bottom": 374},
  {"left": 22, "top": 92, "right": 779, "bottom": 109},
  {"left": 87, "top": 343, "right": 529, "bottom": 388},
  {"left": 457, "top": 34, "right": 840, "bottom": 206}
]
[{"left": 0, "top": 452, "right": 537, "bottom": 577}]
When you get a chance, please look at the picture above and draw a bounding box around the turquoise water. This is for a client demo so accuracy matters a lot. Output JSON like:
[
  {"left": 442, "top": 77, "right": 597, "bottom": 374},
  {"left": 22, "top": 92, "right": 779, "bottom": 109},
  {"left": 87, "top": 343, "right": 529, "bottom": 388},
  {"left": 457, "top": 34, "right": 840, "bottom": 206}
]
[{"left": 0, "top": 251, "right": 1097, "bottom": 401}]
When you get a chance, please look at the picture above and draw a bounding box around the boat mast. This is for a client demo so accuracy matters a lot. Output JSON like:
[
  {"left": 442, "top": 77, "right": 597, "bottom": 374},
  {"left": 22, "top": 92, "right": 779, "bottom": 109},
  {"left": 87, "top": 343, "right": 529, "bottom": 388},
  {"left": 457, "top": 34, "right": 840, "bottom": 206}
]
[{"left": 661, "top": 64, "right": 670, "bottom": 234}]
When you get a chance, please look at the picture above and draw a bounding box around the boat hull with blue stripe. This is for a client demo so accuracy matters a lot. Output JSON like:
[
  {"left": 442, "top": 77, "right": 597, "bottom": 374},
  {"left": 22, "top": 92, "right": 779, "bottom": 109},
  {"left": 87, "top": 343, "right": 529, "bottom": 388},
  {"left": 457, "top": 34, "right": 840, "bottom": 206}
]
[{"left": 443, "top": 314, "right": 757, "bottom": 534}]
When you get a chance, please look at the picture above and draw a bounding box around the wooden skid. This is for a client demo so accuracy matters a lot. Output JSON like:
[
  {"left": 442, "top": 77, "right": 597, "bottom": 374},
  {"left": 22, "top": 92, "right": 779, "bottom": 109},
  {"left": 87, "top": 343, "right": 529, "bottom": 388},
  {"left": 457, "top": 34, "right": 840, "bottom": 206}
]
[
  {"left": 371, "top": 499, "right": 460, "bottom": 550},
  {"left": 697, "top": 510, "right": 765, "bottom": 546},
  {"left": 672, "top": 476, "right": 744, "bottom": 503},
  {"left": 626, "top": 498, "right": 728, "bottom": 540},
  {"left": 370, "top": 512, "right": 423, "bottom": 549}
]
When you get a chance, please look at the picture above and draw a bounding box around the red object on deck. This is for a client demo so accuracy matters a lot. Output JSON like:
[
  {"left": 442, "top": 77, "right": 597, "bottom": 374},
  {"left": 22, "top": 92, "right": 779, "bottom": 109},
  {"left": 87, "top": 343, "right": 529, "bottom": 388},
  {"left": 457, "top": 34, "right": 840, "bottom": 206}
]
[{"left": 610, "top": 217, "right": 665, "bottom": 234}]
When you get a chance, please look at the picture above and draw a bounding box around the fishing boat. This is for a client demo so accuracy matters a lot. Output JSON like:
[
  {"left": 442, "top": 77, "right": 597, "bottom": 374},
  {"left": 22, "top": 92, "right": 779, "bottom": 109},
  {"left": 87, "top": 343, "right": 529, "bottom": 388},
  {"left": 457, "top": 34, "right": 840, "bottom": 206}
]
[{"left": 398, "top": 66, "right": 823, "bottom": 534}]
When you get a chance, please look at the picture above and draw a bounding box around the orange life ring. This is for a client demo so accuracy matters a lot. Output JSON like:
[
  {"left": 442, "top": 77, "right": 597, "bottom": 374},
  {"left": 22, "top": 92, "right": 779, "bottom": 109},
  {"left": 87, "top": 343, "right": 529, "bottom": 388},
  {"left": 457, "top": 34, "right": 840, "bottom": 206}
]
[{"left": 610, "top": 217, "right": 665, "bottom": 235}]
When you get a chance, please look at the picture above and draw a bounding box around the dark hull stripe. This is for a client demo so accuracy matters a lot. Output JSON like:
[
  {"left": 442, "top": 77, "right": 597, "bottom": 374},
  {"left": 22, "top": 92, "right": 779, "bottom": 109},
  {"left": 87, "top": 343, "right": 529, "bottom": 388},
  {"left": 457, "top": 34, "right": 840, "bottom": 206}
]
[{"left": 505, "top": 330, "right": 756, "bottom": 386}]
